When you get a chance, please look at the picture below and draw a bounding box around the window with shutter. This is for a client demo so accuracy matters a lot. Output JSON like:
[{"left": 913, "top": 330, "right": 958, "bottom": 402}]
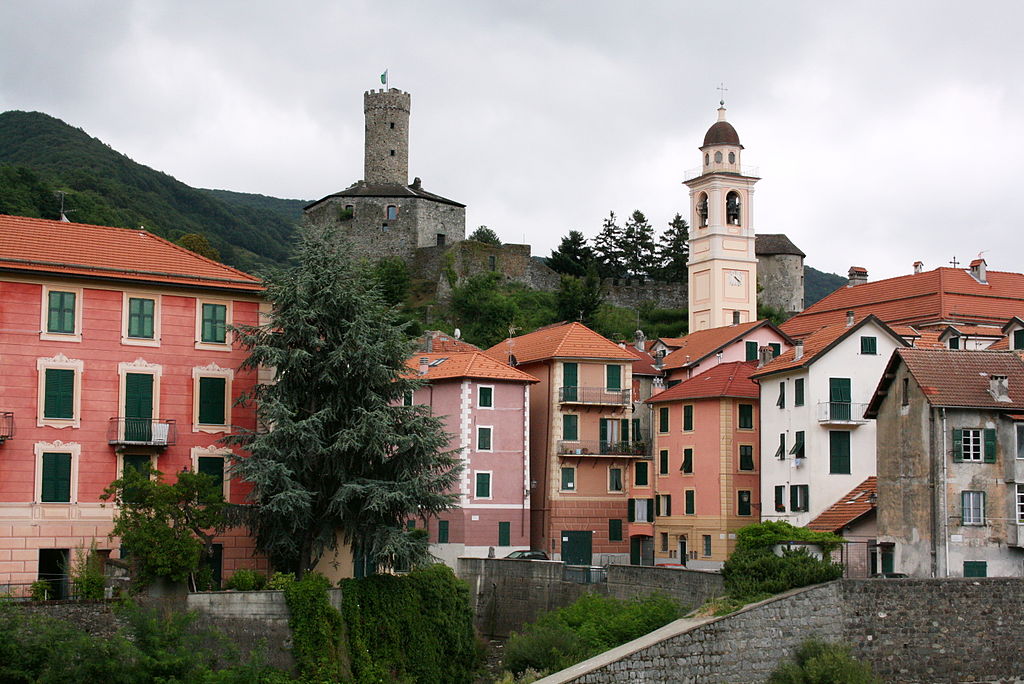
[
  {"left": 1015, "top": 330, "right": 1024, "bottom": 351},
  {"left": 609, "top": 518, "right": 623, "bottom": 541},
  {"left": 201, "top": 303, "right": 228, "bottom": 343},
  {"left": 745, "top": 341, "right": 758, "bottom": 361},
  {"left": 498, "top": 522, "right": 511, "bottom": 546},
  {"left": 198, "top": 456, "right": 225, "bottom": 491},
  {"left": 983, "top": 428, "right": 997, "bottom": 463},
  {"left": 47, "top": 291, "right": 76, "bottom": 334},
  {"left": 475, "top": 472, "right": 492, "bottom": 498},
  {"left": 683, "top": 405, "right": 693, "bottom": 431},
  {"left": 738, "top": 404, "right": 753, "bottom": 429},
  {"left": 775, "top": 433, "right": 786, "bottom": 460},
  {"left": 627, "top": 498, "right": 636, "bottom": 522},
  {"left": 478, "top": 386, "right": 494, "bottom": 408},
  {"left": 829, "top": 431, "right": 851, "bottom": 474},
  {"left": 658, "top": 406, "right": 669, "bottom": 433},
  {"left": 198, "top": 377, "right": 227, "bottom": 425},
  {"left": 789, "top": 431, "right": 805, "bottom": 458},
  {"left": 634, "top": 461, "right": 649, "bottom": 487},
  {"left": 860, "top": 336, "right": 877, "bottom": 355},
  {"left": 739, "top": 445, "right": 754, "bottom": 471},
  {"left": 702, "top": 535, "right": 711, "bottom": 556},
  {"left": 438, "top": 520, "right": 450, "bottom": 543},
  {"left": 41, "top": 452, "right": 72, "bottom": 503},
  {"left": 562, "top": 414, "right": 578, "bottom": 441},
  {"left": 777, "top": 382, "right": 786, "bottom": 408},
  {"left": 956, "top": 428, "right": 983, "bottom": 462},
  {"left": 829, "top": 378, "right": 851, "bottom": 420},
  {"left": 963, "top": 560, "right": 987, "bottom": 577},
  {"left": 562, "top": 362, "right": 578, "bottom": 402},
  {"left": 561, "top": 467, "right": 575, "bottom": 491},
  {"left": 606, "top": 364, "right": 621, "bottom": 390},
  {"left": 794, "top": 378, "right": 805, "bottom": 406},
  {"left": 659, "top": 450, "right": 669, "bottom": 475},
  {"left": 124, "top": 373, "right": 154, "bottom": 442},
  {"left": 608, "top": 467, "right": 623, "bottom": 492},
  {"left": 477, "top": 426, "right": 492, "bottom": 451},
  {"left": 128, "top": 297, "right": 155, "bottom": 339},
  {"left": 685, "top": 490, "right": 695, "bottom": 515},
  {"left": 44, "top": 368, "right": 75, "bottom": 419},
  {"left": 775, "top": 485, "right": 785, "bottom": 512},
  {"left": 681, "top": 448, "right": 693, "bottom": 473},
  {"left": 769, "top": 343, "right": 781, "bottom": 358}
]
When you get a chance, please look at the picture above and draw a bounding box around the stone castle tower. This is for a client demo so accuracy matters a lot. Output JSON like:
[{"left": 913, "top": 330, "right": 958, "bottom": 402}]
[{"left": 303, "top": 88, "right": 466, "bottom": 264}]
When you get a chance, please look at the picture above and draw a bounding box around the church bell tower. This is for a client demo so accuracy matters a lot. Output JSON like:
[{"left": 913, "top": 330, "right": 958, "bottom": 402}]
[{"left": 685, "top": 103, "right": 759, "bottom": 332}]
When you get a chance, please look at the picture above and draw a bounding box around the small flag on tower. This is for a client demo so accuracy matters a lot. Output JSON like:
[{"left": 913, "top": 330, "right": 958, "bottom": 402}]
[{"left": 380, "top": 69, "right": 388, "bottom": 87}]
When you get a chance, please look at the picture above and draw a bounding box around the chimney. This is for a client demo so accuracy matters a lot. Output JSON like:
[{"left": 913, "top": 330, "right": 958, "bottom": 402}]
[
  {"left": 634, "top": 329, "right": 646, "bottom": 352},
  {"left": 652, "top": 376, "right": 665, "bottom": 391},
  {"left": 757, "top": 346, "right": 774, "bottom": 368},
  {"left": 419, "top": 357, "right": 429, "bottom": 375},
  {"left": 732, "top": 310, "right": 741, "bottom": 325},
  {"left": 989, "top": 374, "right": 1011, "bottom": 402},
  {"left": 913, "top": 261, "right": 924, "bottom": 274},
  {"left": 846, "top": 310, "right": 856, "bottom": 327},
  {"left": 794, "top": 340, "right": 804, "bottom": 361},
  {"left": 969, "top": 258, "right": 988, "bottom": 284},
  {"left": 847, "top": 266, "right": 868, "bottom": 287}
]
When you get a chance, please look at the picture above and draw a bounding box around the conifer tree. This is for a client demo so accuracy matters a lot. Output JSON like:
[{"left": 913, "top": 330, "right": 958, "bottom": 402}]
[
  {"left": 547, "top": 230, "right": 595, "bottom": 278},
  {"left": 556, "top": 263, "right": 605, "bottom": 327},
  {"left": 227, "top": 228, "right": 460, "bottom": 577},
  {"left": 592, "top": 211, "right": 626, "bottom": 278},
  {"left": 468, "top": 225, "right": 502, "bottom": 246},
  {"left": 621, "top": 210, "right": 658, "bottom": 277},
  {"left": 656, "top": 213, "right": 690, "bottom": 282}
]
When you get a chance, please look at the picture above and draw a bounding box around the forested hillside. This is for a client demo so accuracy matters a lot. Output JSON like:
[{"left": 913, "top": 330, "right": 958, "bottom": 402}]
[
  {"left": 804, "top": 265, "right": 846, "bottom": 307},
  {"left": 0, "top": 110, "right": 305, "bottom": 271}
]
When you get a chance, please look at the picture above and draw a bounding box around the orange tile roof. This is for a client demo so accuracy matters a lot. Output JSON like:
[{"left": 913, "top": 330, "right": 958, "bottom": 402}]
[
  {"left": 621, "top": 344, "right": 662, "bottom": 376},
  {"left": 782, "top": 267, "right": 1024, "bottom": 338},
  {"left": 406, "top": 352, "right": 538, "bottom": 383},
  {"left": 807, "top": 478, "right": 877, "bottom": 533},
  {"left": 752, "top": 315, "right": 906, "bottom": 379},
  {"left": 660, "top": 320, "right": 782, "bottom": 370},
  {"left": 418, "top": 331, "right": 482, "bottom": 352},
  {"left": 485, "top": 322, "right": 636, "bottom": 364},
  {"left": 944, "top": 324, "right": 1005, "bottom": 337},
  {"left": 648, "top": 361, "right": 758, "bottom": 402},
  {"left": 988, "top": 335, "right": 1011, "bottom": 351},
  {"left": 0, "top": 214, "right": 263, "bottom": 292},
  {"left": 910, "top": 330, "right": 946, "bottom": 349}
]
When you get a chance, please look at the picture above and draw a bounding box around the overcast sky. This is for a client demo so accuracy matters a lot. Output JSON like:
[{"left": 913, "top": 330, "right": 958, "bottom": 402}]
[{"left": 2, "top": 1, "right": 1022, "bottom": 280}]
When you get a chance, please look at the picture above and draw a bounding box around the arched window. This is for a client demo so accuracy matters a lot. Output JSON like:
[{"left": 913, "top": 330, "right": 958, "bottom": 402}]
[
  {"left": 386, "top": 205, "right": 398, "bottom": 220},
  {"left": 696, "top": 193, "right": 709, "bottom": 227},
  {"left": 714, "top": 151, "right": 723, "bottom": 163},
  {"left": 726, "top": 191, "right": 742, "bottom": 226},
  {"left": 728, "top": 151, "right": 736, "bottom": 164},
  {"left": 704, "top": 153, "right": 710, "bottom": 166}
]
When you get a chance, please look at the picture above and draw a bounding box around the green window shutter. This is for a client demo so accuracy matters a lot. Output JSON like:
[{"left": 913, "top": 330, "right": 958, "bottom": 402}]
[
  {"left": 984, "top": 428, "right": 997, "bottom": 463},
  {"left": 609, "top": 519, "right": 623, "bottom": 542},
  {"left": 406, "top": 519, "right": 416, "bottom": 531},
  {"left": 830, "top": 377, "right": 852, "bottom": 402},
  {"left": 634, "top": 462, "right": 649, "bottom": 487},
  {"left": 198, "top": 377, "right": 226, "bottom": 425},
  {"left": 739, "top": 445, "right": 754, "bottom": 471},
  {"left": 128, "top": 297, "right": 155, "bottom": 338},
  {"left": 620, "top": 419, "right": 630, "bottom": 442},
  {"left": 961, "top": 491, "right": 970, "bottom": 523},
  {"left": 561, "top": 467, "right": 574, "bottom": 490},
  {"left": 478, "top": 427, "right": 492, "bottom": 451},
  {"left": 683, "top": 405, "right": 693, "bottom": 431},
  {"left": 124, "top": 373, "right": 153, "bottom": 420},
  {"left": 685, "top": 490, "right": 694, "bottom": 515},
  {"left": 606, "top": 364, "right": 621, "bottom": 390},
  {"left": 627, "top": 499, "right": 635, "bottom": 522},
  {"left": 739, "top": 404, "right": 753, "bottom": 429},
  {"left": 794, "top": 378, "right": 805, "bottom": 406},
  {"left": 860, "top": 336, "right": 877, "bottom": 355},
  {"left": 479, "top": 386, "right": 493, "bottom": 408},
  {"left": 790, "top": 485, "right": 799, "bottom": 511},
  {"left": 682, "top": 448, "right": 693, "bottom": 473},
  {"left": 952, "top": 428, "right": 964, "bottom": 462},
  {"left": 648, "top": 498, "right": 655, "bottom": 519},
  {"left": 498, "top": 522, "right": 511, "bottom": 547},
  {"left": 599, "top": 418, "right": 609, "bottom": 445},
  {"left": 659, "top": 406, "right": 669, "bottom": 432},
  {"left": 777, "top": 382, "right": 786, "bottom": 408},
  {"left": 775, "top": 485, "right": 785, "bottom": 512},
  {"left": 201, "top": 303, "right": 227, "bottom": 343},
  {"left": 48, "top": 291, "right": 76, "bottom": 334},
  {"left": 476, "top": 472, "right": 491, "bottom": 498},
  {"left": 659, "top": 450, "right": 669, "bottom": 475},
  {"left": 829, "top": 431, "right": 851, "bottom": 474},
  {"left": 563, "top": 414, "right": 578, "bottom": 441},
  {"left": 438, "top": 520, "right": 450, "bottom": 543},
  {"left": 963, "top": 561, "right": 987, "bottom": 578},
  {"left": 769, "top": 343, "right": 781, "bottom": 358},
  {"left": 44, "top": 368, "right": 74, "bottom": 419},
  {"left": 41, "top": 452, "right": 72, "bottom": 503},
  {"left": 949, "top": 337, "right": 960, "bottom": 350},
  {"left": 1015, "top": 329, "right": 1024, "bottom": 350},
  {"left": 745, "top": 341, "right": 758, "bottom": 361},
  {"left": 198, "top": 456, "right": 225, "bottom": 491},
  {"left": 563, "top": 362, "right": 578, "bottom": 387}
]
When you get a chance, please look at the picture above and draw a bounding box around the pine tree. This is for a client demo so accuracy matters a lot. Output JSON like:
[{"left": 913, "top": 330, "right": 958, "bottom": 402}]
[
  {"left": 556, "top": 263, "right": 606, "bottom": 327},
  {"left": 547, "top": 230, "right": 595, "bottom": 277},
  {"left": 592, "top": 211, "right": 626, "bottom": 278},
  {"left": 656, "top": 213, "right": 690, "bottom": 282},
  {"left": 468, "top": 225, "right": 502, "bottom": 246},
  {"left": 621, "top": 210, "right": 658, "bottom": 277},
  {"left": 227, "top": 228, "right": 460, "bottom": 577}
]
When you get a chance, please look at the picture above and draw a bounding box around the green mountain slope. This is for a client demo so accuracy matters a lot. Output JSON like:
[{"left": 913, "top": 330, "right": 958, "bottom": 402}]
[
  {"left": 804, "top": 265, "right": 846, "bottom": 307},
  {"left": 0, "top": 110, "right": 306, "bottom": 271}
]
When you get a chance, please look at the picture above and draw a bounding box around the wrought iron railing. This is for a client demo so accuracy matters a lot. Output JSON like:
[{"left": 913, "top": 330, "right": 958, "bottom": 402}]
[
  {"left": 107, "top": 418, "right": 177, "bottom": 446},
  {"left": 557, "top": 440, "right": 650, "bottom": 457},
  {"left": 0, "top": 412, "right": 12, "bottom": 442},
  {"left": 816, "top": 402, "right": 869, "bottom": 423},
  {"left": 558, "top": 386, "right": 631, "bottom": 406}
]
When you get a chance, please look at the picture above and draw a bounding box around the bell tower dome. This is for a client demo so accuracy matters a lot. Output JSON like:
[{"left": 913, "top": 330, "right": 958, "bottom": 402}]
[{"left": 685, "top": 103, "right": 759, "bottom": 331}]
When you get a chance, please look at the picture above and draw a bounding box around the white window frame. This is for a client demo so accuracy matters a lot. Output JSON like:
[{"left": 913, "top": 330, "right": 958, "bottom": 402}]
[
  {"left": 40, "top": 285, "right": 83, "bottom": 342},
  {"left": 477, "top": 425, "right": 493, "bottom": 452},
  {"left": 657, "top": 494, "right": 671, "bottom": 517},
  {"left": 478, "top": 385, "right": 494, "bottom": 409},
  {"left": 634, "top": 498, "right": 652, "bottom": 523},
  {"left": 1016, "top": 484, "right": 1024, "bottom": 524},
  {"left": 34, "top": 440, "right": 81, "bottom": 504},
  {"left": 792, "top": 484, "right": 809, "bottom": 512},
  {"left": 962, "top": 428, "right": 983, "bottom": 462},
  {"left": 121, "top": 292, "right": 162, "bottom": 347},
  {"left": 474, "top": 470, "right": 493, "bottom": 500},
  {"left": 191, "top": 446, "right": 232, "bottom": 500},
  {"left": 36, "top": 353, "right": 84, "bottom": 429},
  {"left": 195, "top": 298, "right": 233, "bottom": 351},
  {"left": 962, "top": 490, "right": 985, "bottom": 525},
  {"left": 192, "top": 363, "right": 234, "bottom": 433},
  {"left": 118, "top": 358, "right": 163, "bottom": 425},
  {"left": 608, "top": 466, "right": 623, "bottom": 493}
]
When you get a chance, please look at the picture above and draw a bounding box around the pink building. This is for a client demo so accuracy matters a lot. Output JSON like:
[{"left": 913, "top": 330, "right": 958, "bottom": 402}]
[
  {"left": 0, "top": 215, "right": 268, "bottom": 594},
  {"left": 406, "top": 350, "right": 537, "bottom": 565},
  {"left": 653, "top": 320, "right": 792, "bottom": 383}
]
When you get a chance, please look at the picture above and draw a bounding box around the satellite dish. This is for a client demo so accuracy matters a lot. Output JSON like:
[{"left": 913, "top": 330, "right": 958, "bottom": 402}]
[{"left": 454, "top": 328, "right": 461, "bottom": 339}]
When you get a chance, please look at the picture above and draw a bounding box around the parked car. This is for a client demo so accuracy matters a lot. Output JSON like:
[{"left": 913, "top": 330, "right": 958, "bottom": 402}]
[{"left": 505, "top": 550, "right": 550, "bottom": 560}]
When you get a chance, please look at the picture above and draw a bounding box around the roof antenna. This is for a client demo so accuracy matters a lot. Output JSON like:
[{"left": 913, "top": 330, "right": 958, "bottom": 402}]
[{"left": 54, "top": 191, "right": 75, "bottom": 222}]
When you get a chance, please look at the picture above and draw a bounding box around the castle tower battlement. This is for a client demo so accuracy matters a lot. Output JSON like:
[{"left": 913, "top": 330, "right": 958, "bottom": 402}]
[{"left": 364, "top": 88, "right": 411, "bottom": 185}]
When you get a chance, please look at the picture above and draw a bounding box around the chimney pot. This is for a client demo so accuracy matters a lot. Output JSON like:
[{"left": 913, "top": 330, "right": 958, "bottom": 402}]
[
  {"left": 732, "top": 311, "right": 741, "bottom": 325},
  {"left": 969, "top": 258, "right": 988, "bottom": 284},
  {"left": 989, "top": 374, "right": 1011, "bottom": 402},
  {"left": 847, "top": 266, "right": 868, "bottom": 287},
  {"left": 634, "top": 329, "right": 646, "bottom": 352},
  {"left": 794, "top": 340, "right": 804, "bottom": 361},
  {"left": 757, "top": 345, "right": 774, "bottom": 368},
  {"left": 419, "top": 357, "right": 429, "bottom": 375},
  {"left": 913, "top": 261, "right": 924, "bottom": 274},
  {"left": 846, "top": 311, "right": 856, "bottom": 327}
]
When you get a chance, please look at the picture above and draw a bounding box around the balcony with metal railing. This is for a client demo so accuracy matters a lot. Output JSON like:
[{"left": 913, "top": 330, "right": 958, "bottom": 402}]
[
  {"left": 558, "top": 386, "right": 631, "bottom": 407},
  {"left": 816, "top": 402, "right": 870, "bottom": 425},
  {"left": 107, "top": 418, "right": 177, "bottom": 447},
  {"left": 557, "top": 440, "right": 650, "bottom": 457},
  {"left": 0, "top": 412, "right": 12, "bottom": 443}
]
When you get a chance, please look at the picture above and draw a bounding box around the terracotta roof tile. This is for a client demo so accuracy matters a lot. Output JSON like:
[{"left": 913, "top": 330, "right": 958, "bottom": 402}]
[
  {"left": 753, "top": 315, "right": 905, "bottom": 378},
  {"left": 807, "top": 478, "right": 877, "bottom": 533},
  {"left": 891, "top": 348, "right": 1024, "bottom": 410},
  {"left": 0, "top": 214, "right": 263, "bottom": 292},
  {"left": 647, "top": 361, "right": 758, "bottom": 402},
  {"left": 910, "top": 330, "right": 946, "bottom": 349},
  {"left": 660, "top": 320, "right": 778, "bottom": 370},
  {"left": 781, "top": 267, "right": 1024, "bottom": 338},
  {"left": 988, "top": 336, "right": 1011, "bottom": 351},
  {"left": 418, "top": 331, "right": 481, "bottom": 353},
  {"left": 621, "top": 344, "right": 662, "bottom": 376},
  {"left": 485, "top": 322, "right": 636, "bottom": 364},
  {"left": 406, "top": 352, "right": 538, "bottom": 383}
]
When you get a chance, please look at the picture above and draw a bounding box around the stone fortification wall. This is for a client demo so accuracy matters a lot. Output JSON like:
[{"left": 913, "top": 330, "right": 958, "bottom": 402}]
[
  {"left": 304, "top": 197, "right": 419, "bottom": 264},
  {"left": 758, "top": 252, "right": 804, "bottom": 315},
  {"left": 602, "top": 278, "right": 688, "bottom": 310},
  {"left": 604, "top": 564, "right": 723, "bottom": 607},
  {"left": 16, "top": 599, "right": 125, "bottom": 639}
]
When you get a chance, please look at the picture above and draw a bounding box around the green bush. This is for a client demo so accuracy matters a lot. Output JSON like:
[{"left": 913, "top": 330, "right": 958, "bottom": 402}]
[
  {"left": 734, "top": 521, "right": 843, "bottom": 554},
  {"left": 283, "top": 572, "right": 349, "bottom": 682},
  {"left": 225, "top": 568, "right": 267, "bottom": 592},
  {"left": 266, "top": 571, "right": 295, "bottom": 590},
  {"left": 30, "top": 579, "right": 51, "bottom": 601},
  {"left": 341, "top": 564, "right": 481, "bottom": 683},
  {"left": 503, "top": 593, "right": 681, "bottom": 676},
  {"left": 768, "top": 640, "right": 880, "bottom": 684},
  {"left": 71, "top": 541, "right": 107, "bottom": 600}
]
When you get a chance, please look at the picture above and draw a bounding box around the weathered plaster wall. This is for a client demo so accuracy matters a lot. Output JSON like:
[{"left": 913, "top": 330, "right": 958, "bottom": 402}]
[{"left": 758, "top": 253, "right": 804, "bottom": 314}]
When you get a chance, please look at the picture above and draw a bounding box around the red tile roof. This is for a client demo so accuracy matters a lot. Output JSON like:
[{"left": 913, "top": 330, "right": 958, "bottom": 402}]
[
  {"left": 0, "top": 214, "right": 263, "bottom": 292},
  {"left": 782, "top": 267, "right": 1024, "bottom": 338},
  {"left": 647, "top": 361, "right": 758, "bottom": 402},
  {"left": 485, "top": 322, "right": 636, "bottom": 365},
  {"left": 866, "top": 348, "right": 1024, "bottom": 417},
  {"left": 418, "top": 331, "right": 482, "bottom": 352},
  {"left": 910, "top": 330, "right": 945, "bottom": 349},
  {"left": 660, "top": 320, "right": 785, "bottom": 370},
  {"left": 406, "top": 352, "right": 538, "bottom": 383},
  {"left": 807, "top": 477, "right": 877, "bottom": 533},
  {"left": 621, "top": 344, "right": 662, "bottom": 376}
]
